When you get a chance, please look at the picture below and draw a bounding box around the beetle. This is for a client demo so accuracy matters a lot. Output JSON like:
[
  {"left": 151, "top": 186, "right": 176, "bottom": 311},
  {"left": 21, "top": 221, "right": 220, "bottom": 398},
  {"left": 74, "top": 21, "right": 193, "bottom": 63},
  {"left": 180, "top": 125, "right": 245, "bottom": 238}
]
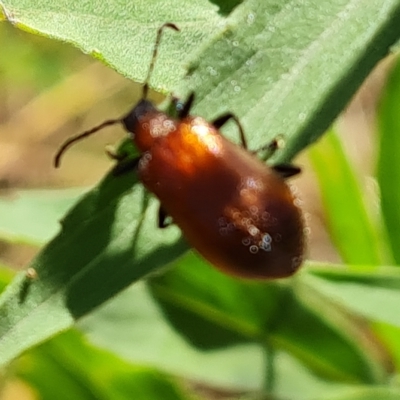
[{"left": 54, "top": 23, "right": 305, "bottom": 279}]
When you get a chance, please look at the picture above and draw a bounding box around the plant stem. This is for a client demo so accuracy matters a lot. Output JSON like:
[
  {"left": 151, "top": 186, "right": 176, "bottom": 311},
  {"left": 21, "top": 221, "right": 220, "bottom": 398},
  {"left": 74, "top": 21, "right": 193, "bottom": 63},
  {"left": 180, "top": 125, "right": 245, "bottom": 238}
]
[{"left": 264, "top": 342, "right": 276, "bottom": 395}]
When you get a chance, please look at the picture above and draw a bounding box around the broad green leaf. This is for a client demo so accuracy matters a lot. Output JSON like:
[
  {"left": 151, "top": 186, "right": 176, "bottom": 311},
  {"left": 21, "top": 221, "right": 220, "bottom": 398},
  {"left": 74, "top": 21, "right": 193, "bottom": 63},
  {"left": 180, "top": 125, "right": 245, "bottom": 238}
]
[
  {"left": 80, "top": 281, "right": 354, "bottom": 399},
  {"left": 0, "top": 0, "right": 227, "bottom": 91},
  {"left": 302, "top": 264, "right": 400, "bottom": 327},
  {"left": 0, "top": 173, "right": 187, "bottom": 367},
  {"left": 148, "top": 256, "right": 386, "bottom": 384},
  {"left": 308, "top": 129, "right": 384, "bottom": 265},
  {"left": 377, "top": 55, "right": 400, "bottom": 265},
  {"left": 0, "top": 188, "right": 85, "bottom": 245},
  {"left": 177, "top": 0, "right": 400, "bottom": 162},
  {"left": 1, "top": 0, "right": 400, "bottom": 369},
  {"left": 80, "top": 281, "right": 267, "bottom": 391},
  {"left": 16, "top": 329, "right": 192, "bottom": 400},
  {"left": 2, "top": 0, "right": 399, "bottom": 158}
]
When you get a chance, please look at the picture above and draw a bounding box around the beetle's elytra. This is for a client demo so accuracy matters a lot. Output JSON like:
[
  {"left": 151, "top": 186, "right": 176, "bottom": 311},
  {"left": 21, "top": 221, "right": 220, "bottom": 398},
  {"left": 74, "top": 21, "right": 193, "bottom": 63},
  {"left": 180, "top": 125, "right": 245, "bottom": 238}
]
[{"left": 55, "top": 23, "right": 305, "bottom": 279}]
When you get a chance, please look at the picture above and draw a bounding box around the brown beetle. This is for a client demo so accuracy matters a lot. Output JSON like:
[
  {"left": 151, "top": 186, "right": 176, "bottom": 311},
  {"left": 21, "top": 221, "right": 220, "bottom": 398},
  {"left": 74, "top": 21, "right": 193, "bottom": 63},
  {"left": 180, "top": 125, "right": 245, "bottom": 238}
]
[{"left": 55, "top": 23, "right": 305, "bottom": 279}]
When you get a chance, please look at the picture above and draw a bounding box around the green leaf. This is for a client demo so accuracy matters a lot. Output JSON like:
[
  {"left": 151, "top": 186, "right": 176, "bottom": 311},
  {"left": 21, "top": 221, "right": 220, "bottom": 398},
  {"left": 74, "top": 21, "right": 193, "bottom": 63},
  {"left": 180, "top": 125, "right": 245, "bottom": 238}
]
[
  {"left": 148, "top": 256, "right": 386, "bottom": 383},
  {"left": 177, "top": 0, "right": 400, "bottom": 162},
  {"left": 0, "top": 0, "right": 227, "bottom": 91},
  {"left": 308, "top": 129, "right": 385, "bottom": 265},
  {"left": 79, "top": 280, "right": 362, "bottom": 398},
  {"left": 2, "top": 0, "right": 399, "bottom": 158},
  {"left": 80, "top": 281, "right": 267, "bottom": 391},
  {"left": 0, "top": 173, "right": 187, "bottom": 367},
  {"left": 0, "top": 188, "right": 84, "bottom": 245},
  {"left": 303, "top": 264, "right": 400, "bottom": 328},
  {"left": 377, "top": 55, "right": 400, "bottom": 265},
  {"left": 16, "top": 329, "right": 192, "bottom": 400}
]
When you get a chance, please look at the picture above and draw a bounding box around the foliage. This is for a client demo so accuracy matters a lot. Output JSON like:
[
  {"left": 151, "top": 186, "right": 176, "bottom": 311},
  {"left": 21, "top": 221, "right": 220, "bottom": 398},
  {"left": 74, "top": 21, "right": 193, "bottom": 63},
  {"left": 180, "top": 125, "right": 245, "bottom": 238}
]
[{"left": 1, "top": 0, "right": 400, "bottom": 399}]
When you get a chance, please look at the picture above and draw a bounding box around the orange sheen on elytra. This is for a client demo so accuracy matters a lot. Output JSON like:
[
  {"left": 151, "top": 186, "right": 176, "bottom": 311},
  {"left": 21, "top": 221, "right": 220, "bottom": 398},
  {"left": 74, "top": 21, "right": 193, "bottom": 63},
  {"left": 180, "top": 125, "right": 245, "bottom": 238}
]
[{"left": 134, "top": 113, "right": 305, "bottom": 279}]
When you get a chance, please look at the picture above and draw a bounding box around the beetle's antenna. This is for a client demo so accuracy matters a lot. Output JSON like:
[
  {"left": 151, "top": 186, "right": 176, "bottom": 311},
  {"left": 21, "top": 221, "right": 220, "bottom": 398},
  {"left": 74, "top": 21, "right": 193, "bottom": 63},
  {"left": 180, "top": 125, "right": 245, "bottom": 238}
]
[
  {"left": 54, "top": 23, "right": 179, "bottom": 168},
  {"left": 142, "top": 23, "right": 179, "bottom": 99},
  {"left": 54, "top": 119, "right": 120, "bottom": 167}
]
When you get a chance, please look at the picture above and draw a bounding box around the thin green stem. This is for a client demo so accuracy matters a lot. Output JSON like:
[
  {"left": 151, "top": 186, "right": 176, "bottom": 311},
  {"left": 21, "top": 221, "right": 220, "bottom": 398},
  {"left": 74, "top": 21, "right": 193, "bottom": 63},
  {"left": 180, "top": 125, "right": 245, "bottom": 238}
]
[{"left": 263, "top": 342, "right": 276, "bottom": 395}]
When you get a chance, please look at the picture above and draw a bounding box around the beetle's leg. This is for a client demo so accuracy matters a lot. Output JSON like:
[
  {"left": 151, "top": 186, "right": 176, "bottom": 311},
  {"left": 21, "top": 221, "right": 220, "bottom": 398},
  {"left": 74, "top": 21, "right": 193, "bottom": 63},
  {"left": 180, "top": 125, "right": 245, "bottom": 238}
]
[
  {"left": 111, "top": 156, "right": 140, "bottom": 176},
  {"left": 252, "top": 136, "right": 284, "bottom": 159},
  {"left": 272, "top": 164, "right": 301, "bottom": 179},
  {"left": 253, "top": 136, "right": 300, "bottom": 178},
  {"left": 166, "top": 96, "right": 184, "bottom": 119},
  {"left": 105, "top": 145, "right": 130, "bottom": 161},
  {"left": 212, "top": 113, "right": 247, "bottom": 149},
  {"left": 105, "top": 144, "right": 141, "bottom": 176},
  {"left": 168, "top": 96, "right": 180, "bottom": 117},
  {"left": 177, "top": 92, "right": 195, "bottom": 119},
  {"left": 158, "top": 205, "right": 171, "bottom": 228}
]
